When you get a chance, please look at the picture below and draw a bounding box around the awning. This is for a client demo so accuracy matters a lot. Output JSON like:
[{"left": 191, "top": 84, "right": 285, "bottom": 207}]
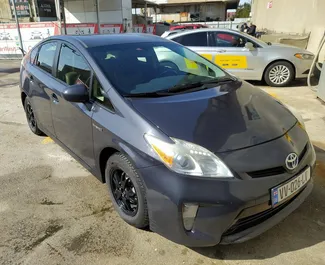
[{"left": 132, "top": 0, "right": 160, "bottom": 8}]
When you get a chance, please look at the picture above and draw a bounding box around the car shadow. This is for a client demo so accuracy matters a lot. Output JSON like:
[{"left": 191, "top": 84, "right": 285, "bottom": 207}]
[{"left": 191, "top": 144, "right": 325, "bottom": 260}]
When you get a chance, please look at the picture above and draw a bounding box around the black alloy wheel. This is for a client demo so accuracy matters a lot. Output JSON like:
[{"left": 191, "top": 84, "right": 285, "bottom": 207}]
[
  {"left": 110, "top": 169, "right": 138, "bottom": 216},
  {"left": 26, "top": 101, "right": 36, "bottom": 131},
  {"left": 24, "top": 97, "right": 44, "bottom": 136}
]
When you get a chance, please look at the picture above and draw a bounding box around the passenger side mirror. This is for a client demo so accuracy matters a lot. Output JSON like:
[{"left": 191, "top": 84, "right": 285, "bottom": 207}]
[
  {"left": 245, "top": 42, "right": 255, "bottom": 51},
  {"left": 63, "top": 84, "right": 89, "bottom": 103}
]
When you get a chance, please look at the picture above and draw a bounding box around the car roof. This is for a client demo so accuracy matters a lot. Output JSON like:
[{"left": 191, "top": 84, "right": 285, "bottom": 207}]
[
  {"left": 46, "top": 34, "right": 169, "bottom": 48},
  {"left": 166, "top": 28, "right": 243, "bottom": 39}
]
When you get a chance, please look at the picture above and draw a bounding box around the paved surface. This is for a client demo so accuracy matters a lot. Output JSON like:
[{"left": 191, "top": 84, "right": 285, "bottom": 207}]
[{"left": 1, "top": 61, "right": 325, "bottom": 265}]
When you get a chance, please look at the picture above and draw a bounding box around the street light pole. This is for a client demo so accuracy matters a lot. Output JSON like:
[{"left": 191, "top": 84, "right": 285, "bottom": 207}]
[{"left": 13, "top": 1, "right": 24, "bottom": 55}]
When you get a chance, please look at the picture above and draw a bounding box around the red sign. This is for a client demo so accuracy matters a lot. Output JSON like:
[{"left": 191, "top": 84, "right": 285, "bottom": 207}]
[{"left": 100, "top": 24, "right": 123, "bottom": 34}]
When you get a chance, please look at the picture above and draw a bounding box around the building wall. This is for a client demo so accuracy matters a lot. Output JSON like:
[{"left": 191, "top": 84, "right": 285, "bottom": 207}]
[
  {"left": 251, "top": 0, "right": 325, "bottom": 58},
  {"left": 158, "top": 2, "right": 226, "bottom": 22},
  {"left": 64, "top": 0, "right": 132, "bottom": 24},
  {"left": 0, "top": 0, "right": 12, "bottom": 22},
  {"left": 252, "top": 0, "right": 325, "bottom": 34}
]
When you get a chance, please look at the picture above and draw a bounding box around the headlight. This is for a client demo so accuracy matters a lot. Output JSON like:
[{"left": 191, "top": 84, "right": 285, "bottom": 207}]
[
  {"left": 144, "top": 134, "right": 233, "bottom": 178},
  {"left": 294, "top": 53, "right": 315, "bottom": 60}
]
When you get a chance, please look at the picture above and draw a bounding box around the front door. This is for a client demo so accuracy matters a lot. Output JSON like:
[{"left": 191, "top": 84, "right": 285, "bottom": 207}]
[
  {"left": 50, "top": 42, "right": 95, "bottom": 168},
  {"left": 207, "top": 31, "right": 263, "bottom": 80}
]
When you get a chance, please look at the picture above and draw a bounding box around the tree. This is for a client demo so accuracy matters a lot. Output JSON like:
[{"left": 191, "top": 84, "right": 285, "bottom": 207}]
[{"left": 235, "top": 3, "right": 251, "bottom": 18}]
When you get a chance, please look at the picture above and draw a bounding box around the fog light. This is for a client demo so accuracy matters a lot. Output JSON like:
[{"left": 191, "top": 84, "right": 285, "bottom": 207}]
[{"left": 182, "top": 203, "right": 199, "bottom": 231}]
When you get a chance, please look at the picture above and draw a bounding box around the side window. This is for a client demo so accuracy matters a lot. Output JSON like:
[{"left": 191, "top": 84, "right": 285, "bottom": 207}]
[
  {"left": 211, "top": 32, "right": 247, "bottom": 48},
  {"left": 173, "top": 32, "right": 208, "bottom": 46},
  {"left": 92, "top": 75, "right": 114, "bottom": 111},
  {"left": 30, "top": 47, "right": 38, "bottom": 64},
  {"left": 57, "top": 44, "right": 91, "bottom": 88},
  {"left": 36, "top": 42, "right": 57, "bottom": 74}
]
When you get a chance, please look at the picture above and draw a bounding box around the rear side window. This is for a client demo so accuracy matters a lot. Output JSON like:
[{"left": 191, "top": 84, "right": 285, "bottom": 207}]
[
  {"left": 172, "top": 32, "right": 207, "bottom": 47},
  {"left": 57, "top": 44, "right": 91, "bottom": 88},
  {"left": 36, "top": 42, "right": 57, "bottom": 74}
]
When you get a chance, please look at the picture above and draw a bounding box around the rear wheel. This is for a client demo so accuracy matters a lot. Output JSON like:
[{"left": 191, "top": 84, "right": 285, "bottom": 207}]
[
  {"left": 24, "top": 97, "right": 45, "bottom": 136},
  {"left": 105, "top": 153, "right": 149, "bottom": 228},
  {"left": 264, "top": 61, "right": 294, "bottom": 87}
]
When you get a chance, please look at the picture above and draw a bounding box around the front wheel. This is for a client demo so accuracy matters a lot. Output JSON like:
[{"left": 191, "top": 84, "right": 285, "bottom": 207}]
[
  {"left": 105, "top": 153, "right": 149, "bottom": 228},
  {"left": 264, "top": 61, "right": 295, "bottom": 87}
]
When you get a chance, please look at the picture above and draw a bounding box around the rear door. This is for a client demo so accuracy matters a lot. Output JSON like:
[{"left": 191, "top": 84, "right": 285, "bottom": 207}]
[
  {"left": 50, "top": 42, "right": 95, "bottom": 168},
  {"left": 27, "top": 41, "right": 58, "bottom": 136},
  {"left": 208, "top": 31, "right": 263, "bottom": 80}
]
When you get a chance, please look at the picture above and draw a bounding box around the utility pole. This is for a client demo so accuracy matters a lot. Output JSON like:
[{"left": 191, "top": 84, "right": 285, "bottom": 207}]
[
  {"left": 54, "top": 0, "right": 62, "bottom": 34},
  {"left": 13, "top": 0, "right": 24, "bottom": 55},
  {"left": 95, "top": 0, "right": 100, "bottom": 34}
]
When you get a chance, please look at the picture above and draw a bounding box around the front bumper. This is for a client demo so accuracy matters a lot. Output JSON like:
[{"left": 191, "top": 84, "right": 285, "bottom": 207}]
[
  {"left": 138, "top": 126, "right": 316, "bottom": 247},
  {"left": 295, "top": 58, "right": 314, "bottom": 78}
]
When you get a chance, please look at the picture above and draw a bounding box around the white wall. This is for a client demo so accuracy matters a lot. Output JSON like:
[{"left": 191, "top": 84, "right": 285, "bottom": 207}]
[{"left": 64, "top": 0, "right": 132, "bottom": 24}]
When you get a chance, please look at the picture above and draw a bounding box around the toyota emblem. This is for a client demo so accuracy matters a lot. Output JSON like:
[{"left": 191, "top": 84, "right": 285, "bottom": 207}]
[{"left": 285, "top": 153, "right": 299, "bottom": 170}]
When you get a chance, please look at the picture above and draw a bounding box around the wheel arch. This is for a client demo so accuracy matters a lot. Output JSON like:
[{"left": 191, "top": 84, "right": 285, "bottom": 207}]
[
  {"left": 263, "top": 59, "right": 296, "bottom": 82},
  {"left": 21, "top": 91, "right": 27, "bottom": 107},
  {"left": 97, "top": 141, "right": 157, "bottom": 183}
]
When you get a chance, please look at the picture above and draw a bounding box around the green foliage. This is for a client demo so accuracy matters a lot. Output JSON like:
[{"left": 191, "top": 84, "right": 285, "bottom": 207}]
[{"left": 235, "top": 3, "right": 251, "bottom": 18}]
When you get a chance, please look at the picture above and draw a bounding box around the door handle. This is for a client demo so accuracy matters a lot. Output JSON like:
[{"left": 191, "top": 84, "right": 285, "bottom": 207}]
[
  {"left": 218, "top": 50, "right": 227, "bottom": 53},
  {"left": 52, "top": 93, "right": 59, "bottom": 104}
]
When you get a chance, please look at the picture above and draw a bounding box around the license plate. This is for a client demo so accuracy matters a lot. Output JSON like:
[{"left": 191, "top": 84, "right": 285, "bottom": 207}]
[{"left": 271, "top": 167, "right": 311, "bottom": 207}]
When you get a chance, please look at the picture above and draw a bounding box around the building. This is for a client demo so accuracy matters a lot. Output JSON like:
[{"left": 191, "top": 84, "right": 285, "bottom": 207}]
[
  {"left": 251, "top": 0, "right": 325, "bottom": 57},
  {"left": 150, "top": 0, "right": 239, "bottom": 23}
]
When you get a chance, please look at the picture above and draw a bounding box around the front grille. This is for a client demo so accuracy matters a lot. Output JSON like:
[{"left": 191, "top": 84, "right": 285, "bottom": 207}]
[
  {"left": 248, "top": 167, "right": 286, "bottom": 178},
  {"left": 247, "top": 144, "right": 308, "bottom": 178},
  {"left": 223, "top": 190, "right": 303, "bottom": 236}
]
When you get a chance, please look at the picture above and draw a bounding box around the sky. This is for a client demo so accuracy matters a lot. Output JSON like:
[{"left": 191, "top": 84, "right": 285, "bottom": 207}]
[{"left": 240, "top": 0, "right": 251, "bottom": 3}]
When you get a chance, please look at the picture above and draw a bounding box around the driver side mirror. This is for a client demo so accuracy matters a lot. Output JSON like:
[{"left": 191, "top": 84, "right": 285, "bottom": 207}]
[
  {"left": 63, "top": 84, "right": 89, "bottom": 103},
  {"left": 245, "top": 42, "right": 256, "bottom": 51}
]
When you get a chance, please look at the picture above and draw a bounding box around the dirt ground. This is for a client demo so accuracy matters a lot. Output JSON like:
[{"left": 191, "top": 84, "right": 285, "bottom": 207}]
[{"left": 1, "top": 61, "right": 325, "bottom": 265}]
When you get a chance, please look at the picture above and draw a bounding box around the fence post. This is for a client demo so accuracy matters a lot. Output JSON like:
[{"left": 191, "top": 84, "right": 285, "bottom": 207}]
[
  {"left": 13, "top": 1, "right": 24, "bottom": 55},
  {"left": 230, "top": 21, "right": 232, "bottom": 29}
]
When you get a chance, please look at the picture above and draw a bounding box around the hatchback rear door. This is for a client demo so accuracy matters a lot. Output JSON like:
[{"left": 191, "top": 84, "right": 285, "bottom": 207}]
[{"left": 27, "top": 41, "right": 58, "bottom": 136}]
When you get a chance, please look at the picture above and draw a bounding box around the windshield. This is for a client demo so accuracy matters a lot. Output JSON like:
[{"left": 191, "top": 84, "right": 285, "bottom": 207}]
[{"left": 88, "top": 42, "right": 229, "bottom": 96}]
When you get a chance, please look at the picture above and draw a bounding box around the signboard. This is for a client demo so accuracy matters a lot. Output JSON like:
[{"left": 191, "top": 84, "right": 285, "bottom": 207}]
[
  {"left": 66, "top": 23, "right": 99, "bottom": 35},
  {"left": 36, "top": 0, "right": 57, "bottom": 17},
  {"left": 0, "top": 22, "right": 59, "bottom": 56},
  {"left": 9, "top": 0, "right": 30, "bottom": 18},
  {"left": 100, "top": 24, "right": 123, "bottom": 34},
  {"left": 267, "top": 1, "right": 273, "bottom": 9}
]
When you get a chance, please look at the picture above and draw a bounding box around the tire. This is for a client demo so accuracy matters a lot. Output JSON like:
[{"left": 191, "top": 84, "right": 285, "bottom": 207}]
[
  {"left": 24, "top": 97, "right": 45, "bottom": 136},
  {"left": 105, "top": 153, "right": 149, "bottom": 228},
  {"left": 264, "top": 61, "right": 295, "bottom": 87}
]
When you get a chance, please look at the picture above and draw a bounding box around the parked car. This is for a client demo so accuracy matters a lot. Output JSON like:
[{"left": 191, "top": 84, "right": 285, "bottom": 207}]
[
  {"left": 169, "top": 23, "right": 208, "bottom": 31},
  {"left": 30, "top": 31, "right": 43, "bottom": 40},
  {"left": 165, "top": 28, "right": 315, "bottom": 87},
  {"left": 0, "top": 32, "right": 12, "bottom": 40},
  {"left": 20, "top": 34, "right": 316, "bottom": 247},
  {"left": 161, "top": 29, "right": 186, "bottom": 38}
]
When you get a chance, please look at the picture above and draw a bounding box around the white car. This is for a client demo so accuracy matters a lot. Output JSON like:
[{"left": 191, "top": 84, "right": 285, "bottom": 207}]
[{"left": 165, "top": 28, "right": 315, "bottom": 87}]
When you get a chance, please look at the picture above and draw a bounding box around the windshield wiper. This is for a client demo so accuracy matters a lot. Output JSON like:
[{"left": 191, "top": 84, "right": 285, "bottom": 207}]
[{"left": 165, "top": 76, "right": 236, "bottom": 93}]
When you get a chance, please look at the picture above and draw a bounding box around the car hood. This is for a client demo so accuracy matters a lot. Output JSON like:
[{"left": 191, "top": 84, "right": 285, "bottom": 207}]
[
  {"left": 268, "top": 43, "right": 313, "bottom": 54},
  {"left": 128, "top": 81, "right": 297, "bottom": 153}
]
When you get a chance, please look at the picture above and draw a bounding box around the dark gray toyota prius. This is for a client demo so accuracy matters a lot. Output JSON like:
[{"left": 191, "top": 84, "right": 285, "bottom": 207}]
[{"left": 20, "top": 34, "right": 316, "bottom": 247}]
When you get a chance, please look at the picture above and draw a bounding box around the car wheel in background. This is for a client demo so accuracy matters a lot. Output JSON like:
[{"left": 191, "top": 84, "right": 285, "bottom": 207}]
[
  {"left": 105, "top": 153, "right": 149, "bottom": 228},
  {"left": 24, "top": 97, "right": 45, "bottom": 136},
  {"left": 264, "top": 61, "right": 295, "bottom": 87}
]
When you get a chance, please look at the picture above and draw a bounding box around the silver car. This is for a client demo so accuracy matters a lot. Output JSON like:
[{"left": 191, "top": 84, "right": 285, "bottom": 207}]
[{"left": 164, "top": 29, "right": 314, "bottom": 87}]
